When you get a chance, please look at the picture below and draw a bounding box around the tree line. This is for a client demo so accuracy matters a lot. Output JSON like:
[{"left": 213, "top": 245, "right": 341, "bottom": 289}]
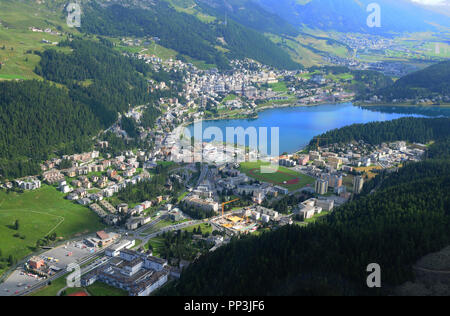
[{"left": 308, "top": 117, "right": 450, "bottom": 148}]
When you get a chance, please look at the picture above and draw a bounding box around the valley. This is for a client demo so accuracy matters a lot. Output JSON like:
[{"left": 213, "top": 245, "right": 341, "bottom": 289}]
[{"left": 0, "top": 0, "right": 449, "bottom": 299}]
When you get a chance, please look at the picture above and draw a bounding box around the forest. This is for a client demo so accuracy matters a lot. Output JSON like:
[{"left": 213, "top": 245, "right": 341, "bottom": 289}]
[
  {"left": 155, "top": 229, "right": 211, "bottom": 264},
  {"left": 0, "top": 80, "right": 98, "bottom": 179},
  {"left": 35, "top": 38, "right": 153, "bottom": 127},
  {"left": 373, "top": 60, "right": 450, "bottom": 101},
  {"left": 0, "top": 37, "right": 173, "bottom": 180},
  {"left": 308, "top": 117, "right": 450, "bottom": 148},
  {"left": 178, "top": 201, "right": 217, "bottom": 220},
  {"left": 117, "top": 164, "right": 183, "bottom": 204},
  {"left": 80, "top": 1, "right": 299, "bottom": 70}
]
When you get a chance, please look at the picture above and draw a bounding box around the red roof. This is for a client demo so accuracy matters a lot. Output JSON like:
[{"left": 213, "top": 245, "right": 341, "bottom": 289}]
[
  {"left": 96, "top": 231, "right": 110, "bottom": 240},
  {"left": 68, "top": 291, "right": 88, "bottom": 297}
]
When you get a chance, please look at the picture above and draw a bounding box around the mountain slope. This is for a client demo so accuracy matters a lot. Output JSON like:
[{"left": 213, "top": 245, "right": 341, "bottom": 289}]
[
  {"left": 375, "top": 60, "right": 450, "bottom": 101},
  {"left": 80, "top": 0, "right": 300, "bottom": 69},
  {"left": 195, "top": 0, "right": 299, "bottom": 36},
  {"left": 255, "top": 0, "right": 450, "bottom": 34},
  {"left": 0, "top": 80, "right": 98, "bottom": 179}
]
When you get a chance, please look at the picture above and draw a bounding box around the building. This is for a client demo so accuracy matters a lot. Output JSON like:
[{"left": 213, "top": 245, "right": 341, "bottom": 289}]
[
  {"left": 81, "top": 249, "right": 169, "bottom": 296},
  {"left": 315, "top": 179, "right": 328, "bottom": 195},
  {"left": 325, "top": 174, "right": 343, "bottom": 189},
  {"left": 118, "top": 203, "right": 129, "bottom": 213},
  {"left": 261, "top": 214, "right": 270, "bottom": 223},
  {"left": 296, "top": 198, "right": 324, "bottom": 220},
  {"left": 28, "top": 257, "right": 45, "bottom": 270},
  {"left": 316, "top": 198, "right": 334, "bottom": 212},
  {"left": 105, "top": 239, "right": 136, "bottom": 257},
  {"left": 243, "top": 85, "right": 258, "bottom": 99},
  {"left": 298, "top": 154, "right": 310, "bottom": 166},
  {"left": 126, "top": 218, "right": 142, "bottom": 230},
  {"left": 16, "top": 179, "right": 41, "bottom": 190},
  {"left": 184, "top": 195, "right": 219, "bottom": 213},
  {"left": 42, "top": 170, "right": 65, "bottom": 184},
  {"left": 353, "top": 176, "right": 364, "bottom": 194},
  {"left": 255, "top": 206, "right": 279, "bottom": 221}
]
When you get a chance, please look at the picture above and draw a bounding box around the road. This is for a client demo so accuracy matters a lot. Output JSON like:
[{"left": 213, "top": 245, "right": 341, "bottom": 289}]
[
  {"left": 13, "top": 208, "right": 245, "bottom": 296},
  {"left": 17, "top": 247, "right": 109, "bottom": 296}
]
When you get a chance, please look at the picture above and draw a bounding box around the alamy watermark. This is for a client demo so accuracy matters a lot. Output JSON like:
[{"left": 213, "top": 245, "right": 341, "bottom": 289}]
[
  {"left": 66, "top": 262, "right": 81, "bottom": 288},
  {"left": 67, "top": 2, "right": 81, "bottom": 28},
  {"left": 367, "top": 3, "right": 381, "bottom": 28},
  {"left": 173, "top": 120, "right": 281, "bottom": 173},
  {"left": 366, "top": 263, "right": 381, "bottom": 288}
]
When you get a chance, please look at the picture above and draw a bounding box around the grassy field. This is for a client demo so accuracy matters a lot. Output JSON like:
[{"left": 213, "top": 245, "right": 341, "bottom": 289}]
[
  {"left": 0, "top": 0, "right": 76, "bottom": 80},
  {"left": 30, "top": 273, "right": 69, "bottom": 296},
  {"left": 0, "top": 185, "right": 104, "bottom": 276},
  {"left": 239, "top": 161, "right": 315, "bottom": 191},
  {"left": 85, "top": 281, "right": 128, "bottom": 296},
  {"left": 269, "top": 81, "right": 288, "bottom": 92},
  {"left": 182, "top": 223, "right": 213, "bottom": 235},
  {"left": 145, "top": 236, "right": 165, "bottom": 257},
  {"left": 31, "top": 277, "right": 127, "bottom": 296}
]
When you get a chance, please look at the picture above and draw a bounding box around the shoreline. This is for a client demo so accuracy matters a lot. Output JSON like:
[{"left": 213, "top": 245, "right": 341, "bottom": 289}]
[
  {"left": 198, "top": 100, "right": 354, "bottom": 123},
  {"left": 354, "top": 102, "right": 450, "bottom": 108},
  {"left": 173, "top": 100, "right": 447, "bottom": 157}
]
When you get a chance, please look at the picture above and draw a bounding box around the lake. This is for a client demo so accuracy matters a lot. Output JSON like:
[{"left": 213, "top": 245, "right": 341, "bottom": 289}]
[{"left": 187, "top": 103, "right": 430, "bottom": 154}]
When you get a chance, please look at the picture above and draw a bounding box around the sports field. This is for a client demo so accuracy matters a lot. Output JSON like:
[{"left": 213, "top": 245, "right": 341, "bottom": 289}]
[
  {"left": 239, "top": 161, "right": 315, "bottom": 191},
  {"left": 0, "top": 185, "right": 104, "bottom": 276}
]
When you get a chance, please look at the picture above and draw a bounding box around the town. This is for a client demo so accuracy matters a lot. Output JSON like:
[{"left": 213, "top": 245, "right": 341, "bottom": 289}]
[{"left": 0, "top": 36, "right": 436, "bottom": 297}]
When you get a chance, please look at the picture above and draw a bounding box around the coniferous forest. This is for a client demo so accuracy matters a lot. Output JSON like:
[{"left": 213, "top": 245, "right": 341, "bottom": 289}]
[
  {"left": 0, "top": 37, "right": 169, "bottom": 179},
  {"left": 309, "top": 117, "right": 450, "bottom": 148},
  {"left": 80, "top": 1, "right": 299, "bottom": 70},
  {"left": 0, "top": 80, "right": 98, "bottom": 179},
  {"left": 35, "top": 38, "right": 153, "bottom": 126}
]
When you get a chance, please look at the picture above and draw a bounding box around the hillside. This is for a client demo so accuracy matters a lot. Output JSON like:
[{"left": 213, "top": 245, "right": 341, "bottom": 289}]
[
  {"left": 80, "top": 0, "right": 300, "bottom": 70},
  {"left": 374, "top": 60, "right": 450, "bottom": 102},
  {"left": 255, "top": 0, "right": 450, "bottom": 34},
  {"left": 195, "top": 0, "right": 299, "bottom": 36},
  {"left": 159, "top": 118, "right": 450, "bottom": 296},
  {"left": 0, "top": 0, "right": 74, "bottom": 80},
  {"left": 0, "top": 37, "right": 178, "bottom": 180},
  {"left": 0, "top": 80, "right": 98, "bottom": 179}
]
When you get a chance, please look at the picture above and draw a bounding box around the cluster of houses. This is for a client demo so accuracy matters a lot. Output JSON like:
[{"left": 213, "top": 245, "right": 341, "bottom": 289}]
[
  {"left": 14, "top": 178, "right": 41, "bottom": 191},
  {"left": 29, "top": 26, "right": 61, "bottom": 36}
]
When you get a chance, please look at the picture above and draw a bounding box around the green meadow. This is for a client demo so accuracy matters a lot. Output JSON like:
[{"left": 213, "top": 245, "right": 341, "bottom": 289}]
[
  {"left": 239, "top": 161, "right": 315, "bottom": 191},
  {"left": 0, "top": 185, "right": 104, "bottom": 276}
]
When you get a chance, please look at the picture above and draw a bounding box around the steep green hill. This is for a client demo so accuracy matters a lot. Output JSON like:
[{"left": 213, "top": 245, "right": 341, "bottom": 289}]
[
  {"left": 195, "top": 0, "right": 299, "bottom": 36},
  {"left": 80, "top": 0, "right": 300, "bottom": 70},
  {"left": 0, "top": 80, "right": 98, "bottom": 179},
  {"left": 0, "top": 37, "right": 179, "bottom": 179},
  {"left": 375, "top": 60, "right": 450, "bottom": 101}
]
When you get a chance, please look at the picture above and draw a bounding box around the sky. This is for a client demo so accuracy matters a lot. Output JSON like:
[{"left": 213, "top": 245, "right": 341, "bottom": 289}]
[{"left": 411, "top": 0, "right": 449, "bottom": 5}]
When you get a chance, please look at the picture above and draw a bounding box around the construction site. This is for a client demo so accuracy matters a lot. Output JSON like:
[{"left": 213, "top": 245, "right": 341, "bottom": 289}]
[
  {"left": 213, "top": 212, "right": 260, "bottom": 235},
  {"left": 212, "top": 204, "right": 282, "bottom": 235}
]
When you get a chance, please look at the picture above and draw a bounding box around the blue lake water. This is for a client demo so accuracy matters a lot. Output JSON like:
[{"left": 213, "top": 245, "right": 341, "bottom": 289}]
[{"left": 188, "top": 103, "right": 428, "bottom": 154}]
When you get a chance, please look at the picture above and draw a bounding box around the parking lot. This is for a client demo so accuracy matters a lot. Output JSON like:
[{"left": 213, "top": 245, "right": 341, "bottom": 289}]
[{"left": 0, "top": 241, "right": 100, "bottom": 296}]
